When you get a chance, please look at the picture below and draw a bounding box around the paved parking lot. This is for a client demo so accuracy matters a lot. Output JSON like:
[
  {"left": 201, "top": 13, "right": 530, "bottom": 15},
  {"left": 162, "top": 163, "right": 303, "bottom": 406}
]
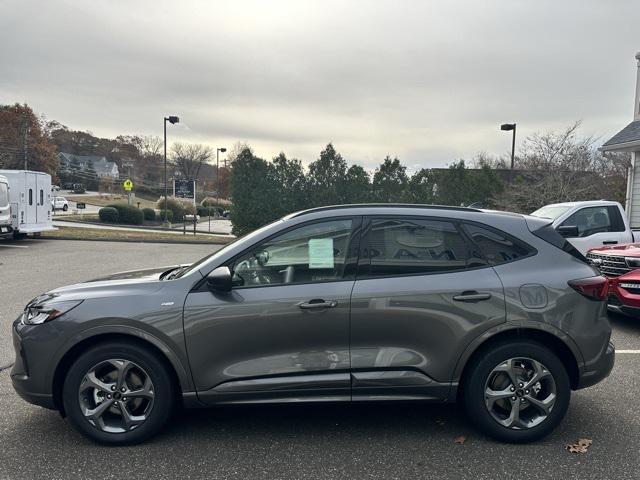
[{"left": 1, "top": 238, "right": 640, "bottom": 479}]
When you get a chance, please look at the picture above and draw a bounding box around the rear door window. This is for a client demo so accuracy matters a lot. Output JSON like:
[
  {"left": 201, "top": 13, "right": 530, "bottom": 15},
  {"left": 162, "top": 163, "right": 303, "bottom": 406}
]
[{"left": 362, "top": 217, "right": 486, "bottom": 277}]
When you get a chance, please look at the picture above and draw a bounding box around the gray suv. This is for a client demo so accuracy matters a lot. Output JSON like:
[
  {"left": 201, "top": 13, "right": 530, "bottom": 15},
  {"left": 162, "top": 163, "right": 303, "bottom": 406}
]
[{"left": 11, "top": 205, "right": 615, "bottom": 444}]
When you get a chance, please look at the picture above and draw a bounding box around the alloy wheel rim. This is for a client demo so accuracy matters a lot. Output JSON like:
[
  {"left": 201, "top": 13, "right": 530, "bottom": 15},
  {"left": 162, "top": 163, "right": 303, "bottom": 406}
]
[
  {"left": 483, "top": 357, "right": 556, "bottom": 430},
  {"left": 78, "top": 359, "right": 155, "bottom": 433}
]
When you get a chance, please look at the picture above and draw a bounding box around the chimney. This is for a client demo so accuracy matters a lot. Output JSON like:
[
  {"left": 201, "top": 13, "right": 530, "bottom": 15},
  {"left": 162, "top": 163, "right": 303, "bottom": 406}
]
[{"left": 635, "top": 51, "right": 640, "bottom": 120}]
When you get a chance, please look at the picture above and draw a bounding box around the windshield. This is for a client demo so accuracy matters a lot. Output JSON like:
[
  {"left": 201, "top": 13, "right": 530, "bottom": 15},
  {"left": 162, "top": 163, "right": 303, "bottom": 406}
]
[
  {"left": 0, "top": 182, "right": 8, "bottom": 207},
  {"left": 173, "top": 217, "right": 286, "bottom": 278},
  {"left": 530, "top": 205, "right": 571, "bottom": 221}
]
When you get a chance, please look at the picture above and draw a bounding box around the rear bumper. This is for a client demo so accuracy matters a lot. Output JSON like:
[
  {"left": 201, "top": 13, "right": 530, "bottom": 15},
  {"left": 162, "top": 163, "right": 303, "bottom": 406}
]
[{"left": 577, "top": 341, "right": 615, "bottom": 389}]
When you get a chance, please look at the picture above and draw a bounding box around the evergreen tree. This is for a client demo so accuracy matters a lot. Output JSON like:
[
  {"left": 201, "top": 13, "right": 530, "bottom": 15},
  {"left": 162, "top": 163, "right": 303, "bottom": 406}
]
[{"left": 372, "top": 156, "right": 408, "bottom": 202}]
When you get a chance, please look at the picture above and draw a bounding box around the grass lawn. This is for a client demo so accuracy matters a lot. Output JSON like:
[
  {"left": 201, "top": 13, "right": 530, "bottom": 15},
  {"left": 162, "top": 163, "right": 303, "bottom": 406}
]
[
  {"left": 67, "top": 194, "right": 159, "bottom": 209},
  {"left": 44, "top": 226, "right": 232, "bottom": 244}
]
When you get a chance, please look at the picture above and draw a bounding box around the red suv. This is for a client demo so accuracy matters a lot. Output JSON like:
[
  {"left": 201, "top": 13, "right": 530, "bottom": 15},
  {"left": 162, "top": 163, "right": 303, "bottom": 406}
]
[{"left": 587, "top": 243, "right": 640, "bottom": 316}]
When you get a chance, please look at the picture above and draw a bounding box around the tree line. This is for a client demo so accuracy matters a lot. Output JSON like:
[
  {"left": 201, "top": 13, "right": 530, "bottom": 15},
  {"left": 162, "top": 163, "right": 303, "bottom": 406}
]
[{"left": 230, "top": 124, "right": 630, "bottom": 235}]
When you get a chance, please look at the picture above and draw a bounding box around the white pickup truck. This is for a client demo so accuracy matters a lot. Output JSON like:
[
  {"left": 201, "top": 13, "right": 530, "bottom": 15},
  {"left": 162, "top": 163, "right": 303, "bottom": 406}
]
[{"left": 530, "top": 200, "right": 640, "bottom": 255}]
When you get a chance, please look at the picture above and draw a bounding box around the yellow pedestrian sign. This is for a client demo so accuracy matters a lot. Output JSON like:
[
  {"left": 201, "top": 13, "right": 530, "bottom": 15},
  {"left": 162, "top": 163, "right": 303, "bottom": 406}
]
[{"left": 123, "top": 179, "right": 133, "bottom": 191}]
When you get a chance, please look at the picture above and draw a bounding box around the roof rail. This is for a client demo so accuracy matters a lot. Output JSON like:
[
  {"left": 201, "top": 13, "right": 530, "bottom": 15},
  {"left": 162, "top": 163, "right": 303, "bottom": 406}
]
[{"left": 288, "top": 203, "right": 483, "bottom": 218}]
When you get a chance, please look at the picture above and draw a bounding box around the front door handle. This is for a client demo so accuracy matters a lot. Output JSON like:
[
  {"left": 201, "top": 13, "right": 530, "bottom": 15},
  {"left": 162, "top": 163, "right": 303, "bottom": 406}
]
[
  {"left": 298, "top": 299, "right": 337, "bottom": 309},
  {"left": 453, "top": 291, "right": 492, "bottom": 302},
  {"left": 603, "top": 241, "right": 618, "bottom": 245}
]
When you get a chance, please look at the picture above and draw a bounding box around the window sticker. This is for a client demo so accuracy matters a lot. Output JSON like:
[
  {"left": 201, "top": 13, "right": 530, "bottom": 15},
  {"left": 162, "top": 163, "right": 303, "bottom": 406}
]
[{"left": 308, "top": 238, "right": 334, "bottom": 269}]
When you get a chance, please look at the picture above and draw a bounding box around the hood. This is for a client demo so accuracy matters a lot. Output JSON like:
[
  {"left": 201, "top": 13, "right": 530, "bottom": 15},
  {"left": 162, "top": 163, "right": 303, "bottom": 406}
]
[
  {"left": 43, "top": 264, "right": 191, "bottom": 302},
  {"left": 88, "top": 265, "right": 186, "bottom": 282},
  {"left": 588, "top": 243, "right": 640, "bottom": 257}
]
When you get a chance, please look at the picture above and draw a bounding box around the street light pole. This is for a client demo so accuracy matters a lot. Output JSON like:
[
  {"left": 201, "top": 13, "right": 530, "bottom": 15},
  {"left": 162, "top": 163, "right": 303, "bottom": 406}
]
[
  {"left": 500, "top": 123, "right": 517, "bottom": 169},
  {"left": 163, "top": 116, "right": 179, "bottom": 227},
  {"left": 216, "top": 147, "right": 227, "bottom": 216}
]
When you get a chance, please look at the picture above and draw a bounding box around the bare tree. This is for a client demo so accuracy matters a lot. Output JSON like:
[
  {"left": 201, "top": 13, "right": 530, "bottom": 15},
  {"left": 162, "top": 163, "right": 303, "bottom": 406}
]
[{"left": 171, "top": 142, "right": 213, "bottom": 180}]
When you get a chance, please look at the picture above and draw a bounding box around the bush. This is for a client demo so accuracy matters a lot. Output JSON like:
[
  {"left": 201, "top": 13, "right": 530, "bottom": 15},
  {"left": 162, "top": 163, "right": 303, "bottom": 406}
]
[
  {"left": 98, "top": 207, "right": 119, "bottom": 223},
  {"left": 142, "top": 207, "right": 156, "bottom": 221},
  {"left": 158, "top": 209, "right": 173, "bottom": 222},
  {"left": 196, "top": 205, "right": 209, "bottom": 217},
  {"left": 157, "top": 197, "right": 185, "bottom": 222},
  {"left": 106, "top": 203, "right": 144, "bottom": 225}
]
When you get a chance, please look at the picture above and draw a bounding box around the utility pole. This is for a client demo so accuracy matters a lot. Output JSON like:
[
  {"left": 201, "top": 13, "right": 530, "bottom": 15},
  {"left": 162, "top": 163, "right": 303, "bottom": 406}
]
[{"left": 22, "top": 117, "right": 29, "bottom": 170}]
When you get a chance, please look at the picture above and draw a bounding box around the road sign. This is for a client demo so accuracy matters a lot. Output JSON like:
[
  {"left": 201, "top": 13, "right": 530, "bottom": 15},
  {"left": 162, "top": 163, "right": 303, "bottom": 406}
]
[
  {"left": 173, "top": 179, "right": 195, "bottom": 200},
  {"left": 123, "top": 179, "right": 133, "bottom": 191},
  {"left": 76, "top": 202, "right": 86, "bottom": 210}
]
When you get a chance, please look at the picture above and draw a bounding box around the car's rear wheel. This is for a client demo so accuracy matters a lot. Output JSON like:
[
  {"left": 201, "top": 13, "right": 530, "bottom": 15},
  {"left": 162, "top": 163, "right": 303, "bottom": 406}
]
[
  {"left": 62, "top": 341, "right": 175, "bottom": 445},
  {"left": 462, "top": 341, "right": 570, "bottom": 443}
]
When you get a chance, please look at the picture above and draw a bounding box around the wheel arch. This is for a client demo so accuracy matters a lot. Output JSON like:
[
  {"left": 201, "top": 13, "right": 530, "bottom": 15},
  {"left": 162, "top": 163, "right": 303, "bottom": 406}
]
[
  {"left": 455, "top": 327, "right": 582, "bottom": 396},
  {"left": 51, "top": 330, "right": 193, "bottom": 414}
]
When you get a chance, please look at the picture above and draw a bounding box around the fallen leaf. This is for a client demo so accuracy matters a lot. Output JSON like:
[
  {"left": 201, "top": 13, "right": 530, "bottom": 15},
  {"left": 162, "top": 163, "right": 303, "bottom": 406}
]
[
  {"left": 454, "top": 435, "right": 466, "bottom": 445},
  {"left": 565, "top": 438, "right": 593, "bottom": 454}
]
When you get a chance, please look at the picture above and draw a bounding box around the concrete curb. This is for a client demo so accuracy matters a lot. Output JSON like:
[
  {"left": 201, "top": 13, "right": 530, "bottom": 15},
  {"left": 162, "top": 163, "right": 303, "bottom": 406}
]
[
  {"left": 40, "top": 236, "right": 230, "bottom": 246},
  {"left": 54, "top": 218, "right": 231, "bottom": 236}
]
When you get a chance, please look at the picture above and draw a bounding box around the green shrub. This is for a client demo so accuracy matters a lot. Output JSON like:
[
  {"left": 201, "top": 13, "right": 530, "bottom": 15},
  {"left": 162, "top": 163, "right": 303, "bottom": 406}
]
[
  {"left": 98, "top": 207, "right": 119, "bottom": 223},
  {"left": 157, "top": 197, "right": 185, "bottom": 222},
  {"left": 196, "top": 205, "right": 209, "bottom": 217},
  {"left": 142, "top": 208, "right": 156, "bottom": 221},
  {"left": 106, "top": 203, "right": 144, "bottom": 225},
  {"left": 158, "top": 209, "right": 173, "bottom": 222}
]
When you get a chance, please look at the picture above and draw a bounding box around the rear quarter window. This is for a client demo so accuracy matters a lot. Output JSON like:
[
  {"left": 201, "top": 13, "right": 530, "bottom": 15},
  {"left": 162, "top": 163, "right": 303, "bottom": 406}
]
[{"left": 462, "top": 222, "right": 536, "bottom": 265}]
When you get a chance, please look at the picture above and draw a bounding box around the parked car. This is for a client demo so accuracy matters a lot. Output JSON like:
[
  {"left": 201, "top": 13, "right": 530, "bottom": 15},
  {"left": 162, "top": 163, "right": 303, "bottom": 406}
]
[
  {"left": 11, "top": 204, "right": 614, "bottom": 445},
  {"left": 51, "top": 196, "right": 69, "bottom": 212},
  {"left": 72, "top": 183, "right": 86, "bottom": 194},
  {"left": 0, "top": 174, "right": 11, "bottom": 234},
  {"left": 587, "top": 243, "right": 640, "bottom": 317},
  {"left": 530, "top": 200, "right": 640, "bottom": 255},
  {"left": 0, "top": 169, "right": 55, "bottom": 239},
  {"left": 51, "top": 185, "right": 61, "bottom": 192}
]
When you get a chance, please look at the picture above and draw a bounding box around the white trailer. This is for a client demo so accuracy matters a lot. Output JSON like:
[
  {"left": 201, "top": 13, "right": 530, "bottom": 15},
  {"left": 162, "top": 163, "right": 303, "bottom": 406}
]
[{"left": 0, "top": 170, "right": 55, "bottom": 239}]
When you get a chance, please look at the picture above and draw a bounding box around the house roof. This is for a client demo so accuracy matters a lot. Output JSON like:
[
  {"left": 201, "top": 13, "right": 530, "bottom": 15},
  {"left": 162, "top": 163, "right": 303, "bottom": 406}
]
[
  {"left": 58, "top": 152, "right": 119, "bottom": 175},
  {"left": 601, "top": 120, "right": 640, "bottom": 152}
]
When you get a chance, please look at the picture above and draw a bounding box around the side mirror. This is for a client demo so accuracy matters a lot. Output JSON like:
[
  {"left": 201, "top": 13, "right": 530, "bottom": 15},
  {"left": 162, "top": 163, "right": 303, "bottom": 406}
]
[
  {"left": 557, "top": 225, "right": 579, "bottom": 238},
  {"left": 206, "top": 266, "right": 232, "bottom": 292}
]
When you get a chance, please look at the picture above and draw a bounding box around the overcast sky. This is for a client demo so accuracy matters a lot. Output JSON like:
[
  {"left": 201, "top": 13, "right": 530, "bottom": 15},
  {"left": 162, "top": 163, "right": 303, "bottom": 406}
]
[{"left": 1, "top": 0, "right": 639, "bottom": 171}]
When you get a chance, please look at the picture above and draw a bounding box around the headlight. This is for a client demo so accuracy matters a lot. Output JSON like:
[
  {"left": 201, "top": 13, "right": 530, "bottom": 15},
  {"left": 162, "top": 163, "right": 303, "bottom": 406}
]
[
  {"left": 22, "top": 300, "right": 83, "bottom": 325},
  {"left": 626, "top": 257, "right": 640, "bottom": 268}
]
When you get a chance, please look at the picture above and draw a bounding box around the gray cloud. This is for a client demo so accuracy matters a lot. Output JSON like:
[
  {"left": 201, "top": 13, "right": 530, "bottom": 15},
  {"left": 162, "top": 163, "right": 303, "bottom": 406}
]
[{"left": 1, "top": 0, "right": 638, "bottom": 171}]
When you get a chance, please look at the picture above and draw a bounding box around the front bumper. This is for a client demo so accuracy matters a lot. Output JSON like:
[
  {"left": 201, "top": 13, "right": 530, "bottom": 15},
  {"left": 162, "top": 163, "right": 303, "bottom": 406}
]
[
  {"left": 11, "top": 318, "right": 56, "bottom": 410},
  {"left": 577, "top": 341, "right": 615, "bottom": 389}
]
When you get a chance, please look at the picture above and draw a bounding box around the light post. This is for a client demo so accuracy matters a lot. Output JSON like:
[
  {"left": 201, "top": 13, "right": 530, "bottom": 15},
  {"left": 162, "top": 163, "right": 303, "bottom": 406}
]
[
  {"left": 500, "top": 123, "right": 516, "bottom": 170},
  {"left": 163, "top": 115, "right": 179, "bottom": 227},
  {"left": 216, "top": 147, "right": 227, "bottom": 215}
]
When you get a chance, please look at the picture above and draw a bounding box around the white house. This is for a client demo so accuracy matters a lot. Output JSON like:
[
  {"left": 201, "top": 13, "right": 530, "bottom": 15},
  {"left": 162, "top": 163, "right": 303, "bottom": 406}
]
[
  {"left": 601, "top": 52, "right": 640, "bottom": 228},
  {"left": 58, "top": 153, "right": 120, "bottom": 179}
]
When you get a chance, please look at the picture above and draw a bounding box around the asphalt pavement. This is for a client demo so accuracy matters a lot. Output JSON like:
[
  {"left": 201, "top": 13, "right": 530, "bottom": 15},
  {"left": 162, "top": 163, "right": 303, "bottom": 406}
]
[{"left": 1, "top": 238, "right": 640, "bottom": 480}]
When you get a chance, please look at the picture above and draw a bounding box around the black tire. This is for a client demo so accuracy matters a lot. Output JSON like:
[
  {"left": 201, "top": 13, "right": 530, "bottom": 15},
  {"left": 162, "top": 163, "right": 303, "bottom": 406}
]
[
  {"left": 62, "top": 341, "right": 176, "bottom": 445},
  {"left": 63, "top": 204, "right": 68, "bottom": 211},
  {"left": 462, "top": 341, "right": 570, "bottom": 443},
  {"left": 12, "top": 232, "right": 27, "bottom": 240}
]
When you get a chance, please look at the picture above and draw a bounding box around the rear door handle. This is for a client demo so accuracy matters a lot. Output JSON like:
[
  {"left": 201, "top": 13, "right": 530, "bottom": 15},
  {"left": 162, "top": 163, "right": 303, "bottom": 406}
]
[
  {"left": 603, "top": 241, "right": 618, "bottom": 245},
  {"left": 298, "top": 299, "right": 337, "bottom": 309},
  {"left": 453, "top": 291, "right": 492, "bottom": 302}
]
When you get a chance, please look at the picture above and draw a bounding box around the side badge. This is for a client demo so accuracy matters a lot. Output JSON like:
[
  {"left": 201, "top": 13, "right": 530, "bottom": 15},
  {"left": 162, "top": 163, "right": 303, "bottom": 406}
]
[{"left": 161, "top": 302, "right": 175, "bottom": 306}]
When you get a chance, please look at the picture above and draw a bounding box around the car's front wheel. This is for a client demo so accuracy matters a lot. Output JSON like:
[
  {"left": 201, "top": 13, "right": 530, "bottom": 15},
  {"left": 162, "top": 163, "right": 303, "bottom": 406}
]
[
  {"left": 62, "top": 204, "right": 68, "bottom": 211},
  {"left": 62, "top": 341, "right": 175, "bottom": 445},
  {"left": 462, "top": 341, "right": 570, "bottom": 443}
]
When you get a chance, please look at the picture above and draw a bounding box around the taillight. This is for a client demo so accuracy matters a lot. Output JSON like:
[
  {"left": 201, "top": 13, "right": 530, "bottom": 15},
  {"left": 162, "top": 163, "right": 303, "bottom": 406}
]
[{"left": 568, "top": 276, "right": 609, "bottom": 301}]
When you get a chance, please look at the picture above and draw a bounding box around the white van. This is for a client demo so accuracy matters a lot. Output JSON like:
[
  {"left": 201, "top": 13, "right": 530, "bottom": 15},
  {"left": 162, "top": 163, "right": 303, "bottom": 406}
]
[
  {"left": 0, "top": 170, "right": 55, "bottom": 239},
  {"left": 0, "top": 175, "right": 10, "bottom": 234}
]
